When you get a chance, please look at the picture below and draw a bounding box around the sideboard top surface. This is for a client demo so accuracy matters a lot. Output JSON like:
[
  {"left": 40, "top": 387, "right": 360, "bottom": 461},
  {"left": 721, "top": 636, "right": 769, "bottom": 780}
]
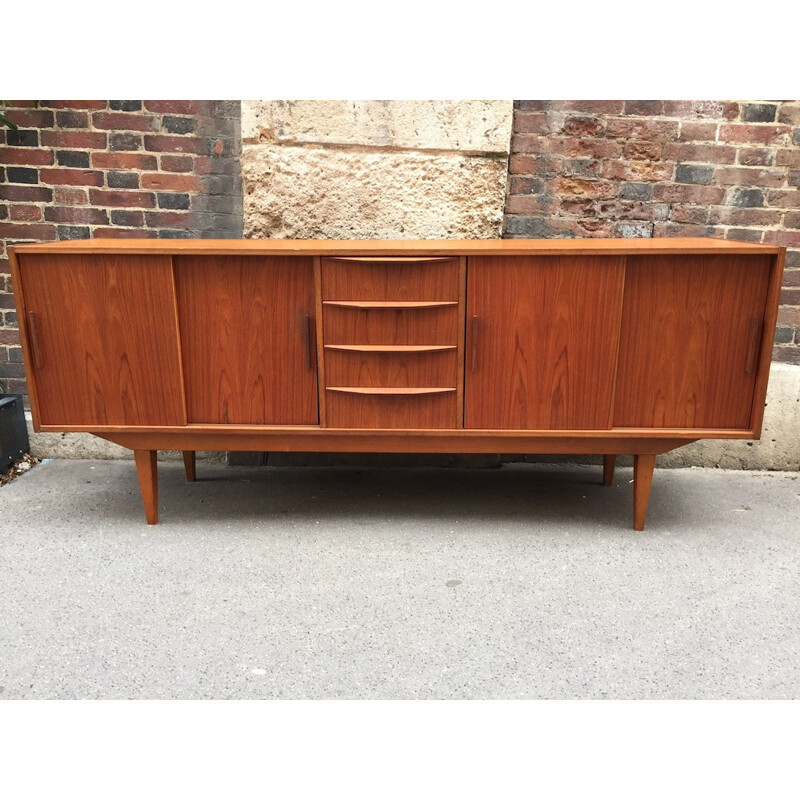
[{"left": 9, "top": 237, "right": 782, "bottom": 257}]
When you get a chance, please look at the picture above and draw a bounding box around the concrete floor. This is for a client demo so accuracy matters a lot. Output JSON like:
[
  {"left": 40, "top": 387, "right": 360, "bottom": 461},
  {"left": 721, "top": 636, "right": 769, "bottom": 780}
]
[{"left": 1, "top": 458, "right": 798, "bottom": 699}]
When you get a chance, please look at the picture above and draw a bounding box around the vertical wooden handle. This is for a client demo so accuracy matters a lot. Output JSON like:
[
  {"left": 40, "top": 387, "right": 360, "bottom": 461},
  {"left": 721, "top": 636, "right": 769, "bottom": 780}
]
[
  {"left": 745, "top": 316, "right": 762, "bottom": 375},
  {"left": 304, "top": 315, "right": 315, "bottom": 371},
  {"left": 471, "top": 315, "right": 479, "bottom": 373},
  {"left": 27, "top": 311, "right": 44, "bottom": 369}
]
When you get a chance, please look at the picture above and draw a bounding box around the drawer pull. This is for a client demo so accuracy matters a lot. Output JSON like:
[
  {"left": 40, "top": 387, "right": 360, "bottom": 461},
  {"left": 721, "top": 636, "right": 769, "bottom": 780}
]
[
  {"left": 745, "top": 316, "right": 762, "bottom": 375},
  {"left": 326, "top": 257, "right": 454, "bottom": 263},
  {"left": 471, "top": 315, "right": 479, "bottom": 373},
  {"left": 27, "top": 311, "right": 44, "bottom": 369},
  {"left": 325, "top": 344, "right": 456, "bottom": 353},
  {"left": 323, "top": 301, "right": 457, "bottom": 310},
  {"left": 327, "top": 387, "right": 456, "bottom": 395}
]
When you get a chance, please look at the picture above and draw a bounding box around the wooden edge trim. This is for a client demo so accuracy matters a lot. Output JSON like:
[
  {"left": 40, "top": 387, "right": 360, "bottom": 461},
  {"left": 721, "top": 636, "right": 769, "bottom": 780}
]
[
  {"left": 7, "top": 249, "right": 43, "bottom": 431},
  {"left": 98, "top": 432, "right": 694, "bottom": 455},
  {"left": 40, "top": 424, "right": 755, "bottom": 439},
  {"left": 749, "top": 248, "right": 786, "bottom": 437},
  {"left": 168, "top": 255, "right": 189, "bottom": 426}
]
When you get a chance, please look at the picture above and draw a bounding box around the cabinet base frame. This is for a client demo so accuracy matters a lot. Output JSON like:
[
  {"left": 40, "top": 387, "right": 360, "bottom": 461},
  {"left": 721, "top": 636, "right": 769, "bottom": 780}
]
[{"left": 104, "top": 432, "right": 696, "bottom": 530}]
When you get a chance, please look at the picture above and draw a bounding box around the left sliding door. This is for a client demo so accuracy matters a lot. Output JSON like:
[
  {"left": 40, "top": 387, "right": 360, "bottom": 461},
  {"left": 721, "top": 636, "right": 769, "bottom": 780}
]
[
  {"left": 17, "top": 254, "right": 186, "bottom": 427},
  {"left": 174, "top": 256, "right": 319, "bottom": 425}
]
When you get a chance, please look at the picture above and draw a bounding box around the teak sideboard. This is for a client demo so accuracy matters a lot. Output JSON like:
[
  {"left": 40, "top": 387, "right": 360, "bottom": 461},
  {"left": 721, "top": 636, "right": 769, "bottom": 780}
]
[{"left": 8, "top": 238, "right": 785, "bottom": 530}]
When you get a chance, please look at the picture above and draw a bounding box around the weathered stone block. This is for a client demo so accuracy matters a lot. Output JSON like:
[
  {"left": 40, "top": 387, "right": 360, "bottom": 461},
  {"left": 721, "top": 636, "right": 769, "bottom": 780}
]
[
  {"left": 242, "top": 144, "right": 508, "bottom": 239},
  {"left": 242, "top": 100, "right": 513, "bottom": 153}
]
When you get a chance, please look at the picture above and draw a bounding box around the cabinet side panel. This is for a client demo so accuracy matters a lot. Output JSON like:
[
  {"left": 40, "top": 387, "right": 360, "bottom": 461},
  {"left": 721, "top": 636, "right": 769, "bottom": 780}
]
[
  {"left": 613, "top": 254, "right": 772, "bottom": 430},
  {"left": 175, "top": 255, "right": 318, "bottom": 425},
  {"left": 17, "top": 253, "right": 185, "bottom": 427},
  {"left": 465, "top": 255, "right": 625, "bottom": 430}
]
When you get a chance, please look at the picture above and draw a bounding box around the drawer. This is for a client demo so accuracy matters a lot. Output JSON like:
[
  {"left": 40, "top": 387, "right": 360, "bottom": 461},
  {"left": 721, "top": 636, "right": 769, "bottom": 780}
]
[
  {"left": 325, "top": 388, "right": 458, "bottom": 429},
  {"left": 321, "top": 257, "right": 460, "bottom": 302},
  {"left": 322, "top": 305, "right": 459, "bottom": 346},
  {"left": 324, "top": 348, "right": 458, "bottom": 388}
]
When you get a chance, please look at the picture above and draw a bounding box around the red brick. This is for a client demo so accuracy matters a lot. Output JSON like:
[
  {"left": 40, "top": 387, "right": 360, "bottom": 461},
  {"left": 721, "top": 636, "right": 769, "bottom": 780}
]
[
  {"left": 623, "top": 140, "right": 662, "bottom": 160},
  {"left": 92, "top": 227, "right": 156, "bottom": 239},
  {"left": 708, "top": 207, "right": 782, "bottom": 226},
  {"left": 773, "top": 346, "right": 800, "bottom": 365},
  {"left": 0, "top": 222, "right": 57, "bottom": 240},
  {"left": 44, "top": 100, "right": 107, "bottom": 110},
  {"left": 513, "top": 112, "right": 552, "bottom": 134},
  {"left": 44, "top": 206, "right": 109, "bottom": 225},
  {"left": 92, "top": 111, "right": 157, "bottom": 131},
  {"left": 0, "top": 185, "right": 52, "bottom": 202},
  {"left": 777, "top": 307, "right": 800, "bottom": 325},
  {"left": 53, "top": 187, "right": 88, "bottom": 205},
  {"left": 777, "top": 103, "right": 800, "bottom": 126},
  {"left": 0, "top": 148, "right": 53, "bottom": 166},
  {"left": 88, "top": 189, "right": 156, "bottom": 208},
  {"left": 110, "top": 210, "right": 144, "bottom": 227},
  {"left": 0, "top": 330, "right": 21, "bottom": 346},
  {"left": 783, "top": 268, "right": 800, "bottom": 285},
  {"left": 562, "top": 116, "right": 604, "bottom": 137},
  {"left": 653, "top": 184, "right": 725, "bottom": 204},
  {"left": 737, "top": 148, "right": 774, "bottom": 166},
  {"left": 9, "top": 205, "right": 43, "bottom": 222},
  {"left": 785, "top": 212, "right": 800, "bottom": 229},
  {"left": 39, "top": 168, "right": 104, "bottom": 187},
  {"left": 653, "top": 222, "right": 719, "bottom": 237},
  {"left": 510, "top": 134, "right": 549, "bottom": 154},
  {"left": 662, "top": 143, "right": 737, "bottom": 164},
  {"left": 549, "top": 101, "right": 624, "bottom": 115},
  {"left": 558, "top": 197, "right": 596, "bottom": 216},
  {"left": 765, "top": 190, "right": 800, "bottom": 209},
  {"left": 763, "top": 230, "right": 800, "bottom": 248},
  {"left": 624, "top": 100, "right": 664, "bottom": 116},
  {"left": 3, "top": 109, "right": 54, "bottom": 128},
  {"left": 719, "top": 124, "right": 791, "bottom": 144},
  {"left": 515, "top": 101, "right": 549, "bottom": 111},
  {"left": 780, "top": 288, "right": 800, "bottom": 305},
  {"left": 505, "top": 195, "right": 557, "bottom": 215},
  {"left": 144, "top": 100, "right": 207, "bottom": 115},
  {"left": 140, "top": 173, "right": 201, "bottom": 191},
  {"left": 550, "top": 178, "right": 617, "bottom": 199},
  {"left": 678, "top": 121, "right": 718, "bottom": 141},
  {"left": 670, "top": 205, "right": 710, "bottom": 224},
  {"left": 663, "top": 101, "right": 739, "bottom": 120},
  {"left": 548, "top": 137, "right": 622, "bottom": 159},
  {"left": 595, "top": 200, "right": 669, "bottom": 221},
  {"left": 602, "top": 160, "right": 674, "bottom": 182},
  {"left": 724, "top": 228, "right": 765, "bottom": 243},
  {"left": 143, "top": 210, "right": 192, "bottom": 227},
  {"left": 714, "top": 167, "right": 785, "bottom": 187},
  {"left": 776, "top": 149, "right": 800, "bottom": 168},
  {"left": 144, "top": 135, "right": 207, "bottom": 154},
  {"left": 192, "top": 156, "right": 216, "bottom": 175},
  {"left": 160, "top": 154, "right": 194, "bottom": 172},
  {"left": 606, "top": 118, "right": 680, "bottom": 140},
  {"left": 91, "top": 152, "right": 158, "bottom": 170},
  {"left": 40, "top": 130, "right": 107, "bottom": 149}
]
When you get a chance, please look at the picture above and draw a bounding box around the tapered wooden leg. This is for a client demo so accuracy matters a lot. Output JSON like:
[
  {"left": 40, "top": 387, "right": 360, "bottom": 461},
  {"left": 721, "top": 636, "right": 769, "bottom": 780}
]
[
  {"left": 134, "top": 449, "right": 158, "bottom": 525},
  {"left": 633, "top": 454, "right": 656, "bottom": 531},
  {"left": 182, "top": 450, "right": 196, "bottom": 482},
  {"left": 603, "top": 454, "right": 616, "bottom": 486}
]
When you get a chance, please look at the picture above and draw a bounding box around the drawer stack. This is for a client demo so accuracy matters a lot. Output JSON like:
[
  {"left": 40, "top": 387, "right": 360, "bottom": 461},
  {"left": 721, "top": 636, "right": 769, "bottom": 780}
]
[{"left": 319, "top": 257, "right": 463, "bottom": 428}]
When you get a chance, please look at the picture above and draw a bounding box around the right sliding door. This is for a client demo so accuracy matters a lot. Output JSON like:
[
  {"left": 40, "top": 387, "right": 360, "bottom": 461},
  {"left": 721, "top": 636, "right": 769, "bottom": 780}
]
[
  {"left": 613, "top": 254, "right": 771, "bottom": 430},
  {"left": 465, "top": 255, "right": 625, "bottom": 429}
]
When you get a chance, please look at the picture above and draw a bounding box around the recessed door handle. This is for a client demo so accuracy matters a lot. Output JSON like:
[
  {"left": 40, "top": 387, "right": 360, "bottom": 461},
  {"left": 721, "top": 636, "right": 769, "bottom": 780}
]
[
  {"left": 471, "top": 315, "right": 479, "bottom": 373},
  {"left": 745, "top": 316, "right": 761, "bottom": 375},
  {"left": 27, "top": 311, "right": 44, "bottom": 370},
  {"left": 304, "top": 315, "right": 315, "bottom": 371}
]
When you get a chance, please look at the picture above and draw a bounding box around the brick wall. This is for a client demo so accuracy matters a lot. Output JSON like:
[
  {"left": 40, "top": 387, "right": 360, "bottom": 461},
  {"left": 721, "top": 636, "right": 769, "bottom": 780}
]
[
  {"left": 0, "top": 100, "right": 242, "bottom": 397},
  {"left": 504, "top": 100, "right": 800, "bottom": 365}
]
